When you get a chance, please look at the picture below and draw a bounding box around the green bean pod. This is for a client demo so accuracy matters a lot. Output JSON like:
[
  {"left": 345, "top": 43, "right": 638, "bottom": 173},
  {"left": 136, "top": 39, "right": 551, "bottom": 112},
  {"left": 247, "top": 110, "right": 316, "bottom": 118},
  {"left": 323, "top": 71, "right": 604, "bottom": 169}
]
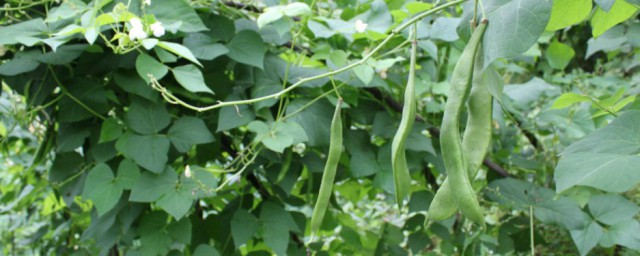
[
  {"left": 310, "top": 99, "right": 343, "bottom": 235},
  {"left": 427, "top": 42, "right": 493, "bottom": 222},
  {"left": 391, "top": 26, "right": 418, "bottom": 207},
  {"left": 434, "top": 19, "right": 487, "bottom": 226}
]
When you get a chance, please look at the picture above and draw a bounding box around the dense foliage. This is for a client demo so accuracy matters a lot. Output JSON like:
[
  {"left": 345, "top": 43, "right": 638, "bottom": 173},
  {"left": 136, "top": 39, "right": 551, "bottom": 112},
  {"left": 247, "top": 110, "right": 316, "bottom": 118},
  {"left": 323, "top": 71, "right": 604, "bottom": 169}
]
[{"left": 1, "top": 0, "right": 639, "bottom": 255}]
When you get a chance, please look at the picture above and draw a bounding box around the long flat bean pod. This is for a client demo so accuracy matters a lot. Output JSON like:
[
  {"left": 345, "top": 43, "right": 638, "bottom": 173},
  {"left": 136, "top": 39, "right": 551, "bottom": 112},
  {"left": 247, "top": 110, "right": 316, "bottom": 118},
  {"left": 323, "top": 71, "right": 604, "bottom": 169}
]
[
  {"left": 427, "top": 44, "right": 493, "bottom": 221},
  {"left": 310, "top": 99, "right": 343, "bottom": 235},
  {"left": 434, "top": 19, "right": 487, "bottom": 225},
  {"left": 391, "top": 25, "right": 418, "bottom": 207}
]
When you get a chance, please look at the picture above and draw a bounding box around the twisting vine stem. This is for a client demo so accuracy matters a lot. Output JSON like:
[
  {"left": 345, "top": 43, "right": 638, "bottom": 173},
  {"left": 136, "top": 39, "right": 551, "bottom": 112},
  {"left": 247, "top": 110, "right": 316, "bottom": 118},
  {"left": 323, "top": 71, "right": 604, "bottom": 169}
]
[{"left": 149, "top": 0, "right": 468, "bottom": 112}]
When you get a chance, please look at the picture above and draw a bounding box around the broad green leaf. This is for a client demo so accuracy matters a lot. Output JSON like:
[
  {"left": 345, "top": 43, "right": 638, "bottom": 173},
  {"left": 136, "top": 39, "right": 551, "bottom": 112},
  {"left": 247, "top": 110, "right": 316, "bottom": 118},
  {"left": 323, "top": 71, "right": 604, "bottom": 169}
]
[
  {"left": 459, "top": 0, "right": 552, "bottom": 67},
  {"left": 0, "top": 51, "right": 41, "bottom": 76},
  {"left": 115, "top": 159, "right": 141, "bottom": 190},
  {"left": 113, "top": 71, "right": 158, "bottom": 102},
  {"left": 555, "top": 153, "right": 640, "bottom": 193},
  {"left": 562, "top": 110, "right": 640, "bottom": 155},
  {"left": 231, "top": 210, "right": 260, "bottom": 248},
  {"left": 283, "top": 2, "right": 312, "bottom": 16},
  {"left": 57, "top": 122, "right": 91, "bottom": 152},
  {"left": 45, "top": 0, "right": 87, "bottom": 22},
  {"left": 154, "top": 48, "right": 176, "bottom": 63},
  {"left": 36, "top": 44, "right": 87, "bottom": 65},
  {"left": 125, "top": 98, "right": 171, "bottom": 135},
  {"left": 183, "top": 33, "right": 229, "bottom": 60},
  {"left": 156, "top": 180, "right": 195, "bottom": 220},
  {"left": 595, "top": 0, "right": 616, "bottom": 11},
  {"left": 430, "top": 17, "right": 461, "bottom": 42},
  {"left": 49, "top": 152, "right": 84, "bottom": 183},
  {"left": 140, "top": 230, "right": 172, "bottom": 255},
  {"left": 551, "top": 92, "right": 591, "bottom": 109},
  {"left": 257, "top": 7, "right": 284, "bottom": 28},
  {"left": 58, "top": 78, "right": 110, "bottom": 123},
  {"left": 591, "top": 0, "right": 639, "bottom": 38},
  {"left": 147, "top": 0, "right": 207, "bottom": 33},
  {"left": 116, "top": 132, "right": 170, "bottom": 173},
  {"left": 345, "top": 130, "right": 380, "bottom": 177},
  {"left": 168, "top": 117, "right": 214, "bottom": 152},
  {"left": 286, "top": 99, "right": 334, "bottom": 146},
  {"left": 260, "top": 202, "right": 297, "bottom": 255},
  {"left": 216, "top": 93, "right": 256, "bottom": 132},
  {"left": 171, "top": 65, "right": 214, "bottom": 94},
  {"left": 99, "top": 118, "right": 123, "bottom": 143},
  {"left": 82, "top": 163, "right": 122, "bottom": 216},
  {"left": 135, "top": 53, "right": 168, "bottom": 83},
  {"left": 157, "top": 41, "right": 202, "bottom": 67},
  {"left": 352, "top": 64, "right": 374, "bottom": 85},
  {"left": 129, "top": 167, "right": 177, "bottom": 202},
  {"left": 168, "top": 218, "right": 192, "bottom": 244},
  {"left": 546, "top": 0, "right": 592, "bottom": 31},
  {"left": 570, "top": 221, "right": 604, "bottom": 256},
  {"left": 599, "top": 220, "right": 640, "bottom": 250},
  {"left": 248, "top": 121, "right": 293, "bottom": 153},
  {"left": 487, "top": 178, "right": 585, "bottom": 230},
  {"left": 193, "top": 244, "right": 221, "bottom": 256},
  {"left": 587, "top": 194, "right": 640, "bottom": 225},
  {"left": 226, "top": 30, "right": 266, "bottom": 69},
  {"left": 0, "top": 18, "right": 47, "bottom": 45},
  {"left": 547, "top": 40, "right": 575, "bottom": 70},
  {"left": 406, "top": 2, "right": 433, "bottom": 15}
]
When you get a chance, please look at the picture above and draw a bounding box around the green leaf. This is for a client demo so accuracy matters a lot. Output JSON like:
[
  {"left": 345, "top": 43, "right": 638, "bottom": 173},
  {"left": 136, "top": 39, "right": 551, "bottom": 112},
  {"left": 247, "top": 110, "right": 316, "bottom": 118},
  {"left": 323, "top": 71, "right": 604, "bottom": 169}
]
[
  {"left": 546, "top": 0, "right": 592, "bottom": 31},
  {"left": 129, "top": 167, "right": 177, "bottom": 202},
  {"left": 562, "top": 110, "right": 640, "bottom": 155},
  {"left": 286, "top": 99, "right": 334, "bottom": 146},
  {"left": 82, "top": 163, "right": 122, "bottom": 216},
  {"left": 147, "top": 0, "right": 207, "bottom": 33},
  {"left": 248, "top": 120, "right": 308, "bottom": 153},
  {"left": 599, "top": 220, "right": 640, "bottom": 250},
  {"left": 345, "top": 130, "right": 380, "bottom": 177},
  {"left": 551, "top": 92, "right": 591, "bottom": 109},
  {"left": 168, "top": 218, "right": 192, "bottom": 244},
  {"left": 226, "top": 30, "right": 266, "bottom": 69},
  {"left": 352, "top": 64, "right": 374, "bottom": 85},
  {"left": 231, "top": 210, "right": 260, "bottom": 248},
  {"left": 171, "top": 64, "right": 214, "bottom": 94},
  {"left": 0, "top": 18, "right": 47, "bottom": 45},
  {"left": 216, "top": 93, "right": 256, "bottom": 132},
  {"left": 58, "top": 78, "right": 110, "bottom": 122},
  {"left": 57, "top": 122, "right": 91, "bottom": 152},
  {"left": 156, "top": 180, "right": 194, "bottom": 220},
  {"left": 260, "top": 202, "right": 296, "bottom": 255},
  {"left": 49, "top": 152, "right": 84, "bottom": 183},
  {"left": 193, "top": 244, "right": 221, "bottom": 256},
  {"left": 183, "top": 33, "right": 229, "bottom": 60},
  {"left": 459, "top": 0, "right": 552, "bottom": 67},
  {"left": 116, "top": 132, "right": 170, "bottom": 173},
  {"left": 153, "top": 48, "right": 176, "bottom": 63},
  {"left": 487, "top": 178, "right": 585, "bottom": 230},
  {"left": 99, "top": 118, "right": 123, "bottom": 143},
  {"left": 555, "top": 153, "right": 640, "bottom": 193},
  {"left": 114, "top": 71, "right": 159, "bottom": 102},
  {"left": 36, "top": 44, "right": 87, "bottom": 65},
  {"left": 587, "top": 194, "right": 640, "bottom": 225},
  {"left": 115, "top": 159, "right": 141, "bottom": 190},
  {"left": 125, "top": 98, "right": 171, "bottom": 135},
  {"left": 168, "top": 117, "right": 214, "bottom": 152},
  {"left": 570, "top": 221, "right": 604, "bottom": 256},
  {"left": 45, "top": 0, "right": 87, "bottom": 22},
  {"left": 430, "top": 17, "right": 461, "bottom": 42},
  {"left": 546, "top": 40, "right": 575, "bottom": 70},
  {"left": 283, "top": 2, "right": 312, "bottom": 16},
  {"left": 0, "top": 51, "right": 41, "bottom": 76},
  {"left": 135, "top": 53, "right": 169, "bottom": 83},
  {"left": 595, "top": 0, "right": 616, "bottom": 11},
  {"left": 257, "top": 7, "right": 284, "bottom": 28},
  {"left": 157, "top": 41, "right": 203, "bottom": 67},
  {"left": 591, "top": 0, "right": 639, "bottom": 38}
]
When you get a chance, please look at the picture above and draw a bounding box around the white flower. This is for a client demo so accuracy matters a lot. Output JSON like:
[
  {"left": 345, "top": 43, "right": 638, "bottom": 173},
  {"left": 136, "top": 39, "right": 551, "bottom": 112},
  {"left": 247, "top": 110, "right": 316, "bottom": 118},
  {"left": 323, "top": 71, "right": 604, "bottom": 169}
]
[
  {"left": 129, "top": 17, "right": 143, "bottom": 29},
  {"left": 128, "top": 26, "right": 147, "bottom": 40},
  {"left": 292, "top": 143, "right": 306, "bottom": 155},
  {"left": 185, "top": 165, "right": 192, "bottom": 178},
  {"left": 143, "top": 0, "right": 151, "bottom": 5},
  {"left": 355, "top": 19, "right": 368, "bottom": 33},
  {"left": 150, "top": 21, "right": 165, "bottom": 37}
]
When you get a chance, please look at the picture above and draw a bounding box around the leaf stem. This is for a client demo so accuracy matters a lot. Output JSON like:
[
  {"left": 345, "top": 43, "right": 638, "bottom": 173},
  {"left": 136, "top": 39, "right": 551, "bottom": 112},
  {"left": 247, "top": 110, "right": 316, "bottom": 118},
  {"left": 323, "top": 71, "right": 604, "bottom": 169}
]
[{"left": 151, "top": 0, "right": 468, "bottom": 112}]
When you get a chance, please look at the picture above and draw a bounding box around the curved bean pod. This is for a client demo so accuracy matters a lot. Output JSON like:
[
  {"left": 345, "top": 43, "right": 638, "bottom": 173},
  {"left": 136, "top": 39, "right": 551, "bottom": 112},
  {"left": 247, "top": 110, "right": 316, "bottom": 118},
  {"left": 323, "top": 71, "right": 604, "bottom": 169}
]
[
  {"left": 310, "top": 99, "right": 343, "bottom": 235},
  {"left": 391, "top": 26, "right": 418, "bottom": 207},
  {"left": 433, "top": 19, "right": 487, "bottom": 226}
]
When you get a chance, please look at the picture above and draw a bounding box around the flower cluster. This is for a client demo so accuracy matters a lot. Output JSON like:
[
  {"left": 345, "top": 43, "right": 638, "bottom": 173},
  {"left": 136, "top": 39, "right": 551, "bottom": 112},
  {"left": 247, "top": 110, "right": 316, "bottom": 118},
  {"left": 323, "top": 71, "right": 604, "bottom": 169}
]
[{"left": 127, "top": 17, "right": 165, "bottom": 41}]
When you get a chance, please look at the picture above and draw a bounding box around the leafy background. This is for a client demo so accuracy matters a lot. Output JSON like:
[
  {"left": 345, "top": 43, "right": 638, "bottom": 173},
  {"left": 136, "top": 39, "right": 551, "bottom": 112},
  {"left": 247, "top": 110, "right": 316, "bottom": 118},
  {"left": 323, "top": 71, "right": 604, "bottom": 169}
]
[{"left": 0, "top": 0, "right": 639, "bottom": 255}]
